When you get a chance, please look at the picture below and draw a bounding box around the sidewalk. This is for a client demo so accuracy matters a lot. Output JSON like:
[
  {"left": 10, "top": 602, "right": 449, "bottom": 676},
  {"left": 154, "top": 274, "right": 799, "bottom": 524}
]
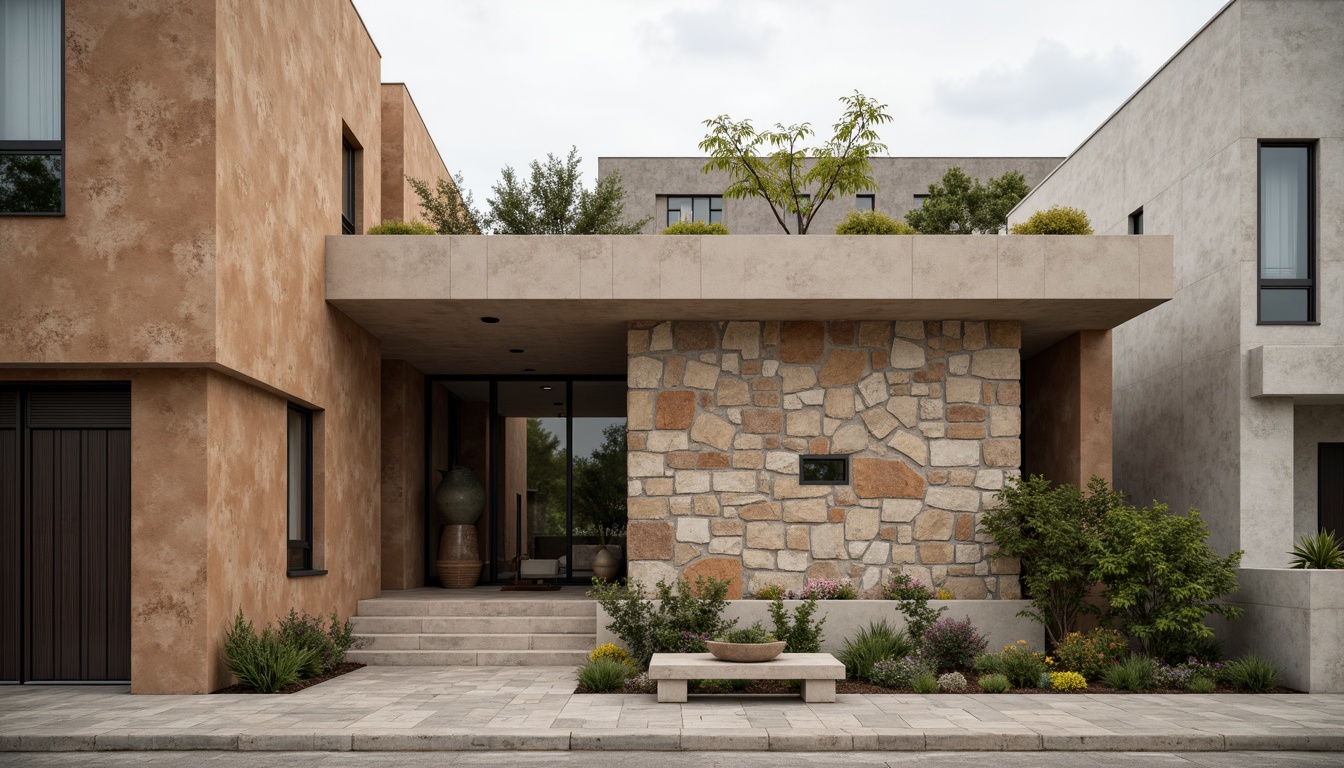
[{"left": 2, "top": 666, "right": 1342, "bottom": 753}]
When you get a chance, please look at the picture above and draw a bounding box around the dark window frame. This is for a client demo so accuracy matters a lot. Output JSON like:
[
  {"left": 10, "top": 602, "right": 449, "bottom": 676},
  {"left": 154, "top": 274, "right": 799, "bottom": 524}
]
[
  {"left": 341, "top": 138, "right": 356, "bottom": 234},
  {"left": 0, "top": 0, "right": 66, "bottom": 216},
  {"left": 913, "top": 193, "right": 930, "bottom": 208},
  {"left": 665, "top": 195, "right": 723, "bottom": 227},
  {"left": 798, "top": 454, "right": 849, "bottom": 485},
  {"left": 1128, "top": 207, "right": 1143, "bottom": 235},
  {"left": 1257, "top": 140, "right": 1317, "bottom": 325},
  {"left": 287, "top": 404, "right": 323, "bottom": 576},
  {"left": 856, "top": 194, "right": 875, "bottom": 211}
]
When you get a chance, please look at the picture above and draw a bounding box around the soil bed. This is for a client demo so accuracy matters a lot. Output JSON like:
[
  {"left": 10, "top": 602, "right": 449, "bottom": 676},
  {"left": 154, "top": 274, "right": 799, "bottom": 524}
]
[{"left": 213, "top": 662, "right": 364, "bottom": 694}]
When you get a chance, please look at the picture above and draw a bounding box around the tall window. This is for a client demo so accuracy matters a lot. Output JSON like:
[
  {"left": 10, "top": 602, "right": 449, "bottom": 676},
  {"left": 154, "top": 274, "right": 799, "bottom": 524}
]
[
  {"left": 666, "top": 195, "right": 721, "bottom": 227},
  {"left": 1128, "top": 207, "right": 1143, "bottom": 235},
  {"left": 0, "top": 0, "right": 63, "bottom": 215},
  {"left": 287, "top": 405, "right": 315, "bottom": 573},
  {"left": 341, "top": 139, "right": 356, "bottom": 234},
  {"left": 855, "top": 194, "right": 874, "bottom": 211},
  {"left": 1258, "top": 142, "right": 1315, "bottom": 324}
]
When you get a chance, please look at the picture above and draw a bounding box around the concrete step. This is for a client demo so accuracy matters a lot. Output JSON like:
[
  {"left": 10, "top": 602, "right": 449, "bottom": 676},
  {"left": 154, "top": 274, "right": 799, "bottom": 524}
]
[
  {"left": 355, "top": 598, "right": 596, "bottom": 617},
  {"left": 359, "top": 633, "right": 596, "bottom": 651},
  {"left": 351, "top": 615, "right": 596, "bottom": 635},
  {"left": 347, "top": 649, "right": 589, "bottom": 666}
]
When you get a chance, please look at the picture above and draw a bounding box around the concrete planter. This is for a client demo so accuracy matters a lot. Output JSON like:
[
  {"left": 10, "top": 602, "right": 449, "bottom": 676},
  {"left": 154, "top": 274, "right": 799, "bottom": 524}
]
[
  {"left": 596, "top": 599, "right": 1044, "bottom": 654},
  {"left": 1214, "top": 567, "right": 1344, "bottom": 693}
]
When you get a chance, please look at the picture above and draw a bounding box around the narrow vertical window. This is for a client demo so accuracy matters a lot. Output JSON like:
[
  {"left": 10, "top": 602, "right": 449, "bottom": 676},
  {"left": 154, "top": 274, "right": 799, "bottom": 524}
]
[
  {"left": 1128, "top": 207, "right": 1143, "bottom": 235},
  {"left": 341, "top": 139, "right": 356, "bottom": 234},
  {"left": 287, "top": 405, "right": 314, "bottom": 573},
  {"left": 856, "top": 194, "right": 874, "bottom": 211},
  {"left": 0, "top": 0, "right": 64, "bottom": 215},
  {"left": 1258, "top": 143, "right": 1315, "bottom": 323}
]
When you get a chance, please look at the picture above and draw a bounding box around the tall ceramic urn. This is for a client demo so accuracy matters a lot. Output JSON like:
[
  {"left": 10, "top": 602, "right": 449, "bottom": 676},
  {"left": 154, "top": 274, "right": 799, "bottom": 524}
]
[{"left": 435, "top": 466, "right": 485, "bottom": 588}]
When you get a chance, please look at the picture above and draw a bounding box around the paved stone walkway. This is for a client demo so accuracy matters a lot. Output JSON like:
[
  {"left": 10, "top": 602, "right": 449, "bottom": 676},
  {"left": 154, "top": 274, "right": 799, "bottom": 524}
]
[{"left": 2, "top": 667, "right": 1342, "bottom": 753}]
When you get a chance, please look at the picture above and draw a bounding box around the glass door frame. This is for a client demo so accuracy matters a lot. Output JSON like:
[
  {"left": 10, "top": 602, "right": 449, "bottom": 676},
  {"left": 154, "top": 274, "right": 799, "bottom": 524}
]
[{"left": 423, "top": 374, "right": 625, "bottom": 585}]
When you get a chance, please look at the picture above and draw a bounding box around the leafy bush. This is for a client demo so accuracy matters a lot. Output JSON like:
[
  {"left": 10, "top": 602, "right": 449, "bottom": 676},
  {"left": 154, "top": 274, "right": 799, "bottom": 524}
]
[
  {"left": 1050, "top": 671, "right": 1087, "bottom": 692},
  {"left": 768, "top": 596, "right": 825, "bottom": 653},
  {"left": 590, "top": 643, "right": 634, "bottom": 670},
  {"left": 920, "top": 617, "right": 987, "bottom": 673},
  {"left": 1188, "top": 676, "right": 1217, "bottom": 693},
  {"left": 1093, "top": 502, "right": 1243, "bottom": 660},
  {"left": 1222, "top": 655, "right": 1282, "bottom": 693},
  {"left": 837, "top": 620, "right": 914, "bottom": 681},
  {"left": 1102, "top": 654, "right": 1156, "bottom": 692},
  {"left": 367, "top": 219, "right": 436, "bottom": 235},
  {"left": 276, "top": 609, "right": 362, "bottom": 677},
  {"left": 1009, "top": 206, "right": 1093, "bottom": 235},
  {"left": 835, "top": 210, "right": 915, "bottom": 235},
  {"left": 750, "top": 583, "right": 788, "bottom": 600},
  {"left": 976, "top": 640, "right": 1050, "bottom": 688},
  {"left": 904, "top": 167, "right": 1030, "bottom": 234},
  {"left": 589, "top": 576, "right": 736, "bottom": 669},
  {"left": 978, "top": 673, "right": 1011, "bottom": 693},
  {"left": 937, "top": 671, "right": 967, "bottom": 692},
  {"left": 1052, "top": 629, "right": 1128, "bottom": 680},
  {"left": 695, "top": 678, "right": 753, "bottom": 692},
  {"left": 870, "top": 656, "right": 933, "bottom": 689},
  {"left": 983, "top": 475, "right": 1122, "bottom": 645},
  {"left": 1289, "top": 530, "right": 1344, "bottom": 569},
  {"left": 1154, "top": 657, "right": 1224, "bottom": 689},
  {"left": 662, "top": 220, "right": 729, "bottom": 235},
  {"left": 223, "top": 610, "right": 317, "bottom": 693},
  {"left": 577, "top": 658, "right": 631, "bottom": 693},
  {"left": 935, "top": 589, "right": 955, "bottom": 600},
  {"left": 880, "top": 572, "right": 945, "bottom": 641},
  {"left": 795, "top": 578, "right": 857, "bottom": 600},
  {"left": 912, "top": 672, "right": 939, "bottom": 694},
  {"left": 716, "top": 623, "right": 776, "bottom": 644}
]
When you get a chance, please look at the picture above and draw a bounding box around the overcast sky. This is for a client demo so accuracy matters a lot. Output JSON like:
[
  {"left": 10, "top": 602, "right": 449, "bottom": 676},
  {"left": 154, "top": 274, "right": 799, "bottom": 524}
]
[{"left": 352, "top": 0, "right": 1228, "bottom": 208}]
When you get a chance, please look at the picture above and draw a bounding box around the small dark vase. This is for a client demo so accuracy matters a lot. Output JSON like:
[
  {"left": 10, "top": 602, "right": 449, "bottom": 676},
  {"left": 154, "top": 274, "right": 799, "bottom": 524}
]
[{"left": 435, "top": 466, "right": 485, "bottom": 526}]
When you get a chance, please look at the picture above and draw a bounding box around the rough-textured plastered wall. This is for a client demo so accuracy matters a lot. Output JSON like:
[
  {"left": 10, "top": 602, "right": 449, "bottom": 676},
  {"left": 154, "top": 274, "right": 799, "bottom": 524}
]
[
  {"left": 1021, "top": 331, "right": 1114, "bottom": 489},
  {"left": 0, "top": 0, "right": 217, "bottom": 364},
  {"left": 380, "top": 360, "right": 425, "bottom": 590},
  {"left": 379, "top": 84, "right": 451, "bottom": 225}
]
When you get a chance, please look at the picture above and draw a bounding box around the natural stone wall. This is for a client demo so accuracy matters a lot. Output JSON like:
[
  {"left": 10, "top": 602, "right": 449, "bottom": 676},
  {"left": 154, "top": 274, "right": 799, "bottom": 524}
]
[{"left": 626, "top": 321, "right": 1022, "bottom": 600}]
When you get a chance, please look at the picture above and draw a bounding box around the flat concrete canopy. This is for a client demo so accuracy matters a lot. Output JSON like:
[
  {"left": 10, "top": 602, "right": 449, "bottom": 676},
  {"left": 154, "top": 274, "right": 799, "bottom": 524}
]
[{"left": 327, "top": 234, "right": 1172, "bottom": 375}]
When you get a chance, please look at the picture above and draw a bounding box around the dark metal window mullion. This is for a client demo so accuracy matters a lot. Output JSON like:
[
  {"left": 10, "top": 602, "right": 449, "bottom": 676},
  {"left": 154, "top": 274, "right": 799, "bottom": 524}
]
[{"left": 564, "top": 379, "right": 574, "bottom": 582}]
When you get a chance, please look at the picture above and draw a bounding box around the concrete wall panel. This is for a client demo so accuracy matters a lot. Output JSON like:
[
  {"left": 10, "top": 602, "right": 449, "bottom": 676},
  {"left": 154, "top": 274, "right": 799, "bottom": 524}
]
[{"left": 1293, "top": 405, "right": 1344, "bottom": 539}]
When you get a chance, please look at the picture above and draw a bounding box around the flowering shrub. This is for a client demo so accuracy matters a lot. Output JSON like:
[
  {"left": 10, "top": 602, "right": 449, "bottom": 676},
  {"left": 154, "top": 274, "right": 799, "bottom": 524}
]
[
  {"left": 589, "top": 643, "right": 633, "bottom": 668},
  {"left": 935, "top": 589, "right": 955, "bottom": 600},
  {"left": 1154, "top": 657, "right": 1224, "bottom": 689},
  {"left": 920, "top": 617, "right": 987, "bottom": 672},
  {"left": 880, "top": 572, "right": 945, "bottom": 640},
  {"left": 936, "top": 671, "right": 967, "bottom": 692},
  {"left": 870, "top": 656, "right": 934, "bottom": 689},
  {"left": 678, "top": 631, "right": 712, "bottom": 653},
  {"left": 1053, "top": 628, "right": 1128, "bottom": 679},
  {"left": 976, "top": 640, "right": 1051, "bottom": 688},
  {"left": 794, "top": 578, "right": 858, "bottom": 600},
  {"left": 750, "top": 583, "right": 788, "bottom": 600},
  {"left": 1050, "top": 671, "right": 1087, "bottom": 691}
]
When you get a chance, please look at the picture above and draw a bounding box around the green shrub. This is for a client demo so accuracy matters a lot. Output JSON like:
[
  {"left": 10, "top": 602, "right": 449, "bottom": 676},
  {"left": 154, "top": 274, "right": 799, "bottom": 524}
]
[
  {"left": 750, "top": 583, "right": 788, "bottom": 600},
  {"left": 1102, "top": 654, "right": 1156, "bottom": 692},
  {"left": 276, "top": 609, "right": 363, "bottom": 678},
  {"left": 768, "top": 596, "right": 825, "bottom": 653},
  {"left": 1289, "top": 530, "right": 1344, "bottom": 569},
  {"left": 937, "top": 671, "right": 967, "bottom": 692},
  {"left": 223, "top": 610, "right": 317, "bottom": 693},
  {"left": 662, "top": 220, "right": 729, "bottom": 235},
  {"left": 577, "top": 658, "right": 631, "bottom": 693},
  {"left": 694, "top": 678, "right": 752, "bottom": 692},
  {"left": 837, "top": 620, "right": 914, "bottom": 681},
  {"left": 983, "top": 475, "right": 1123, "bottom": 646},
  {"left": 1009, "top": 206, "right": 1093, "bottom": 234},
  {"left": 978, "top": 673, "right": 1011, "bottom": 693},
  {"left": 1093, "top": 502, "right": 1243, "bottom": 660},
  {"left": 977, "top": 640, "right": 1051, "bottom": 688},
  {"left": 870, "top": 656, "right": 933, "bottom": 689},
  {"left": 880, "top": 572, "right": 945, "bottom": 641},
  {"left": 920, "top": 616, "right": 987, "bottom": 673},
  {"left": 911, "top": 672, "right": 939, "bottom": 694},
  {"left": 1188, "top": 676, "right": 1217, "bottom": 693},
  {"left": 716, "top": 623, "right": 776, "bottom": 644},
  {"left": 1052, "top": 628, "right": 1128, "bottom": 680},
  {"left": 367, "top": 219, "right": 436, "bottom": 234},
  {"left": 835, "top": 210, "right": 915, "bottom": 235},
  {"left": 589, "top": 576, "right": 736, "bottom": 669},
  {"left": 1050, "top": 671, "right": 1088, "bottom": 692},
  {"left": 1223, "top": 655, "right": 1282, "bottom": 693}
]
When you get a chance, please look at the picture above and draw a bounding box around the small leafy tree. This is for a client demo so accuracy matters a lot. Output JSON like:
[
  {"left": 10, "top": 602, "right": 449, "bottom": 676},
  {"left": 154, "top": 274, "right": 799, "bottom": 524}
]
[
  {"left": 982, "top": 475, "right": 1124, "bottom": 646},
  {"left": 768, "top": 596, "right": 825, "bottom": 653},
  {"left": 589, "top": 576, "right": 735, "bottom": 669},
  {"left": 699, "top": 91, "right": 892, "bottom": 234},
  {"left": 905, "top": 167, "right": 1030, "bottom": 234},
  {"left": 488, "top": 146, "right": 650, "bottom": 234},
  {"left": 407, "top": 172, "right": 483, "bottom": 234},
  {"left": 1092, "top": 502, "right": 1242, "bottom": 660}
]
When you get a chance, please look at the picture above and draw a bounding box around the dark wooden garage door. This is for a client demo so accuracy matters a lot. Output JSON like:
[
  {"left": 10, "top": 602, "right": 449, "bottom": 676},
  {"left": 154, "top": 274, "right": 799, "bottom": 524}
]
[{"left": 0, "top": 385, "right": 131, "bottom": 684}]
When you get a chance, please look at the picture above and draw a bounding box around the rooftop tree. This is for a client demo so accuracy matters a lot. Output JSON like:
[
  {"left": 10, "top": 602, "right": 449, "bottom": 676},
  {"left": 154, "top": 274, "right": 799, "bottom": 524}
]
[
  {"left": 699, "top": 91, "right": 892, "bottom": 234},
  {"left": 904, "top": 166, "right": 1030, "bottom": 234},
  {"left": 488, "top": 147, "right": 650, "bottom": 234},
  {"left": 407, "top": 172, "right": 484, "bottom": 234}
]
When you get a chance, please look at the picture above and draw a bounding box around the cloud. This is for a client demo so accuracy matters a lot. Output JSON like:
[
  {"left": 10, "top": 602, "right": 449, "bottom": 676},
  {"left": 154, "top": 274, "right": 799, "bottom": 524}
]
[
  {"left": 641, "top": 2, "right": 778, "bottom": 59},
  {"left": 935, "top": 40, "right": 1142, "bottom": 122}
]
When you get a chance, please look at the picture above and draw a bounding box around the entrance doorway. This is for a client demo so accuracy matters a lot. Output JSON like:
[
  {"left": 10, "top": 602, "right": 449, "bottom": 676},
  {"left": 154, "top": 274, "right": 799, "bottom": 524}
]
[
  {"left": 425, "top": 377, "right": 626, "bottom": 585},
  {"left": 0, "top": 384, "right": 132, "bottom": 684},
  {"left": 1319, "top": 443, "right": 1344, "bottom": 536}
]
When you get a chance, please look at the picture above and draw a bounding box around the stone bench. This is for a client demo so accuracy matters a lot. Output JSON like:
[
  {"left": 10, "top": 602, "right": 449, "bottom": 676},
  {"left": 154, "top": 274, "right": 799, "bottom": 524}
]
[{"left": 647, "top": 652, "right": 845, "bottom": 703}]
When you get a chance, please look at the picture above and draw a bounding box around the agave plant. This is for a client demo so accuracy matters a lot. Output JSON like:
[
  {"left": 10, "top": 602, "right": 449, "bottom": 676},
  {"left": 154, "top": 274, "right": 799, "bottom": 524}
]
[{"left": 1288, "top": 530, "right": 1344, "bottom": 569}]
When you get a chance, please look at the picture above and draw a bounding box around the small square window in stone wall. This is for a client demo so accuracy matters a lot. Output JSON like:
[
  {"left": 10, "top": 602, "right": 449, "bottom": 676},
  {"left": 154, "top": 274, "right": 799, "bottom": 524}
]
[{"left": 625, "top": 319, "right": 1022, "bottom": 600}]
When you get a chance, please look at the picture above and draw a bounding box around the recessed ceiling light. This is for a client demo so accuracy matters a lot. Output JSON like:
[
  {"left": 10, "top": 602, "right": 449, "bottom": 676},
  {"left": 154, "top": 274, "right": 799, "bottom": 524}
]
[
  {"left": 541, "top": 386, "right": 553, "bottom": 391},
  {"left": 509, "top": 348, "right": 524, "bottom": 354},
  {"left": 480, "top": 316, "right": 500, "bottom": 324}
]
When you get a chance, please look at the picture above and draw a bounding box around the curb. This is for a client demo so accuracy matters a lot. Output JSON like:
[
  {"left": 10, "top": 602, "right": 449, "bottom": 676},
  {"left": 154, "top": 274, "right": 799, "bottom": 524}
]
[{"left": 3, "top": 730, "right": 1343, "bottom": 752}]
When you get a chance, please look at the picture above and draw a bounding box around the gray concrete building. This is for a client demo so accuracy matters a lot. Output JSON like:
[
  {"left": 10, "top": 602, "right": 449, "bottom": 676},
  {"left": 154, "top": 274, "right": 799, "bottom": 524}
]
[
  {"left": 600, "top": 157, "right": 1063, "bottom": 235},
  {"left": 1010, "top": 0, "right": 1344, "bottom": 691}
]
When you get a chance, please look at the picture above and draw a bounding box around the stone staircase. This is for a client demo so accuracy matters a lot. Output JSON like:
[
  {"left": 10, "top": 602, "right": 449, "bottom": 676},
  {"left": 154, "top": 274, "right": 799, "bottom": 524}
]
[{"left": 346, "top": 595, "right": 596, "bottom": 666}]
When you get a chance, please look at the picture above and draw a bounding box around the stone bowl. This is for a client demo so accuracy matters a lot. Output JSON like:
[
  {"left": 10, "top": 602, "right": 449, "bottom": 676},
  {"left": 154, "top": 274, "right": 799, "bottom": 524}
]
[{"left": 705, "top": 640, "right": 786, "bottom": 663}]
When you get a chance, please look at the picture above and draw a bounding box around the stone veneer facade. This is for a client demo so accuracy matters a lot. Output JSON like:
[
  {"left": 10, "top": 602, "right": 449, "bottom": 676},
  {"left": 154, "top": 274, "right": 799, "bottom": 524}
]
[{"left": 625, "top": 320, "right": 1023, "bottom": 600}]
